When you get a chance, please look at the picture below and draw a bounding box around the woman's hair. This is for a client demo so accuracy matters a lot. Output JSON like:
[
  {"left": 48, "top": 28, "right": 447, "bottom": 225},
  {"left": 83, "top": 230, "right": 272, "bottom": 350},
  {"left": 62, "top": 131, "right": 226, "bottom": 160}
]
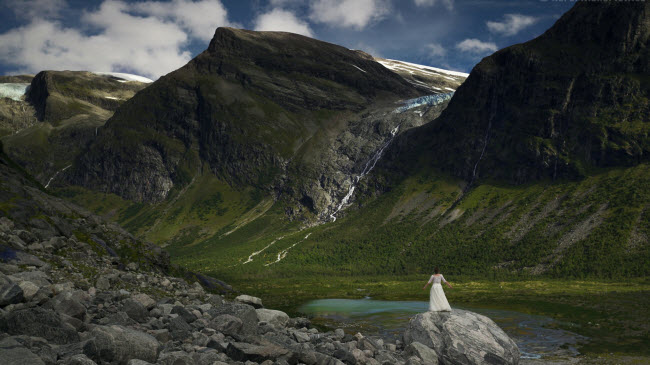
[{"left": 434, "top": 267, "right": 440, "bottom": 274}]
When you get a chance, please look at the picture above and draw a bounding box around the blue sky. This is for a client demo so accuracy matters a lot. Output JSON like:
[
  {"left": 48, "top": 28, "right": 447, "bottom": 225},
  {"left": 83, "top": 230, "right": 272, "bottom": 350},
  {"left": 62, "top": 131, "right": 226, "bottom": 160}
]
[{"left": 0, "top": 0, "right": 574, "bottom": 79}]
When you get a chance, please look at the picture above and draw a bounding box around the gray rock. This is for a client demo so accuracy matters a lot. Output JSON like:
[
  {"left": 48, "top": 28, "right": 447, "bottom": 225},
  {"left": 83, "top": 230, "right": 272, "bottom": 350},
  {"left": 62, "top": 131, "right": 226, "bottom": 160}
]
[
  {"left": 16, "top": 280, "right": 39, "bottom": 301},
  {"left": 293, "top": 330, "right": 311, "bottom": 343},
  {"left": 127, "top": 360, "right": 154, "bottom": 365},
  {"left": 0, "top": 337, "right": 45, "bottom": 365},
  {"left": 171, "top": 305, "right": 197, "bottom": 323},
  {"left": 44, "top": 290, "right": 88, "bottom": 320},
  {"left": 132, "top": 293, "right": 156, "bottom": 310},
  {"left": 150, "top": 329, "right": 171, "bottom": 343},
  {"left": 96, "top": 276, "right": 111, "bottom": 291},
  {"left": 157, "top": 351, "right": 195, "bottom": 365},
  {"left": 256, "top": 308, "right": 289, "bottom": 328},
  {"left": 84, "top": 325, "right": 160, "bottom": 365},
  {"left": 210, "top": 314, "right": 243, "bottom": 336},
  {"left": 225, "top": 342, "right": 291, "bottom": 363},
  {"left": 206, "top": 294, "right": 223, "bottom": 307},
  {"left": 0, "top": 274, "right": 23, "bottom": 307},
  {"left": 404, "top": 342, "right": 438, "bottom": 365},
  {"left": 403, "top": 309, "right": 520, "bottom": 365},
  {"left": 9, "top": 270, "right": 51, "bottom": 287},
  {"left": 123, "top": 298, "right": 150, "bottom": 323},
  {"left": 235, "top": 294, "right": 263, "bottom": 308},
  {"left": 126, "top": 359, "right": 153, "bottom": 365},
  {"left": 0, "top": 307, "right": 80, "bottom": 344},
  {"left": 65, "top": 354, "right": 98, "bottom": 365},
  {"left": 167, "top": 316, "right": 193, "bottom": 340},
  {"left": 209, "top": 302, "right": 258, "bottom": 336}
]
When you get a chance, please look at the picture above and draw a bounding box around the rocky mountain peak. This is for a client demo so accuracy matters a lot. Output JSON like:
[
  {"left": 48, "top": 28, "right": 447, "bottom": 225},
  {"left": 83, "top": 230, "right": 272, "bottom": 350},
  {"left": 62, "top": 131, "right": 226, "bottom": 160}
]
[{"left": 387, "top": 1, "right": 650, "bottom": 185}]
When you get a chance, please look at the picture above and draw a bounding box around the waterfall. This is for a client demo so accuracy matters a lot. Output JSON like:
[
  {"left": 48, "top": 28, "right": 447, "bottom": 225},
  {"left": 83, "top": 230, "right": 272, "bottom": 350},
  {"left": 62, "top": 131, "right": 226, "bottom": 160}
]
[
  {"left": 44, "top": 165, "right": 72, "bottom": 189},
  {"left": 329, "top": 125, "right": 400, "bottom": 222}
]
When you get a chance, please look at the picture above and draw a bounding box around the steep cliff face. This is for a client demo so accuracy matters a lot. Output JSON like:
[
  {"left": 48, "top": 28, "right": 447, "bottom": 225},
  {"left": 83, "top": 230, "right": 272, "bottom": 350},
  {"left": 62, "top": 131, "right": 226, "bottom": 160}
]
[
  {"left": 389, "top": 1, "right": 650, "bottom": 185},
  {"left": 68, "top": 28, "right": 458, "bottom": 211},
  {"left": 1, "top": 71, "right": 150, "bottom": 185}
]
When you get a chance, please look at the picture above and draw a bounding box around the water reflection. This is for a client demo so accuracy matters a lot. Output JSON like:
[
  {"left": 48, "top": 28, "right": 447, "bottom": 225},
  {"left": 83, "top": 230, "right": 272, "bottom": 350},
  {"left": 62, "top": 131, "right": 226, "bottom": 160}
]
[{"left": 299, "top": 298, "right": 586, "bottom": 359}]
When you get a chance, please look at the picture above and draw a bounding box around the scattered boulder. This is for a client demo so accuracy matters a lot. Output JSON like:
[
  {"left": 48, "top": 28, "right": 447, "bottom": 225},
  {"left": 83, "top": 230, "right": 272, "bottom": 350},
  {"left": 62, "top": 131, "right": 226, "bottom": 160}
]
[
  {"left": 0, "top": 337, "right": 45, "bottom": 365},
  {"left": 0, "top": 307, "right": 80, "bottom": 344},
  {"left": 0, "top": 274, "right": 23, "bottom": 306},
  {"left": 256, "top": 308, "right": 289, "bottom": 328},
  {"left": 403, "top": 309, "right": 520, "bottom": 365},
  {"left": 209, "top": 302, "right": 259, "bottom": 335},
  {"left": 225, "top": 342, "right": 291, "bottom": 363},
  {"left": 210, "top": 314, "right": 243, "bottom": 337},
  {"left": 235, "top": 294, "right": 263, "bottom": 308},
  {"left": 84, "top": 325, "right": 160, "bottom": 365}
]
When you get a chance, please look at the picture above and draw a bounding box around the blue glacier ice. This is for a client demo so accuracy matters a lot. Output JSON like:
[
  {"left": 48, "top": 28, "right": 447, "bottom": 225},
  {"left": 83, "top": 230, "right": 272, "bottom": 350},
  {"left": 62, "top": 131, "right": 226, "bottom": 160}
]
[
  {"left": 0, "top": 83, "right": 30, "bottom": 101},
  {"left": 394, "top": 92, "right": 454, "bottom": 114}
]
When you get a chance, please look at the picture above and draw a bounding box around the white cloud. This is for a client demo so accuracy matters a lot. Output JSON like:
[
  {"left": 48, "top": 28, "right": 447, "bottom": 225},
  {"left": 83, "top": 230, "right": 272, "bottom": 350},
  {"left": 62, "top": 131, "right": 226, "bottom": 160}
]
[
  {"left": 254, "top": 8, "right": 314, "bottom": 37},
  {"left": 132, "top": 0, "right": 236, "bottom": 42},
  {"left": 5, "top": 0, "right": 67, "bottom": 20},
  {"left": 426, "top": 42, "right": 446, "bottom": 58},
  {"left": 487, "top": 14, "right": 538, "bottom": 36},
  {"left": 456, "top": 38, "right": 498, "bottom": 54},
  {"left": 309, "top": 0, "right": 390, "bottom": 30},
  {"left": 413, "top": 0, "right": 453, "bottom": 11},
  {"left": 0, "top": 0, "right": 238, "bottom": 79}
]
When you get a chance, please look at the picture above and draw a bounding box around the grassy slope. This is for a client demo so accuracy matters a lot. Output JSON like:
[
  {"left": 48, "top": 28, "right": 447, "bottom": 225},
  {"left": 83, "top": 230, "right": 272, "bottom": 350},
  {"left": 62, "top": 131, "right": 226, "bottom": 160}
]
[
  {"left": 61, "top": 163, "right": 649, "bottom": 280},
  {"left": 165, "top": 164, "right": 648, "bottom": 282}
]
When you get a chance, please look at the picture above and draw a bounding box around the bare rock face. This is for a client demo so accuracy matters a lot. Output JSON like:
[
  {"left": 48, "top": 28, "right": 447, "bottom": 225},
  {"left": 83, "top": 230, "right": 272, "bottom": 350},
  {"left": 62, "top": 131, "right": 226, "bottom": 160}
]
[
  {"left": 403, "top": 309, "right": 520, "bottom": 365},
  {"left": 386, "top": 1, "right": 650, "bottom": 185}
]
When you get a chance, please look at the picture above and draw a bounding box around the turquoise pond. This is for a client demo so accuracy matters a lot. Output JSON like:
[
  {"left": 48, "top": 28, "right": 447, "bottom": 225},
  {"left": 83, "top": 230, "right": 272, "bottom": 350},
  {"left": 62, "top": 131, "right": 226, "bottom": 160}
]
[{"left": 299, "top": 298, "right": 587, "bottom": 360}]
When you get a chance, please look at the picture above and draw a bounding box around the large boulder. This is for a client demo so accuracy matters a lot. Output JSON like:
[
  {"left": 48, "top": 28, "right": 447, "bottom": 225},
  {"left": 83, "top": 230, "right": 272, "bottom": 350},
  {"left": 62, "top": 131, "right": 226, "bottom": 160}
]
[
  {"left": 84, "top": 325, "right": 160, "bottom": 365},
  {"left": 256, "top": 308, "right": 289, "bottom": 328},
  {"left": 0, "top": 337, "right": 45, "bottom": 365},
  {"left": 0, "top": 274, "right": 23, "bottom": 306},
  {"left": 0, "top": 307, "right": 80, "bottom": 344},
  {"left": 208, "top": 302, "right": 258, "bottom": 335},
  {"left": 235, "top": 294, "right": 263, "bottom": 308},
  {"left": 403, "top": 309, "right": 520, "bottom": 365}
]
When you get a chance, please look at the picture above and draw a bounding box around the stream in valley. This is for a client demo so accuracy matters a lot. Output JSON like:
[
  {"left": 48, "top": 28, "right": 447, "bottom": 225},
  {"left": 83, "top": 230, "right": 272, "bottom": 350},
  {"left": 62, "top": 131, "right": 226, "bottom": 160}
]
[{"left": 299, "top": 298, "right": 587, "bottom": 360}]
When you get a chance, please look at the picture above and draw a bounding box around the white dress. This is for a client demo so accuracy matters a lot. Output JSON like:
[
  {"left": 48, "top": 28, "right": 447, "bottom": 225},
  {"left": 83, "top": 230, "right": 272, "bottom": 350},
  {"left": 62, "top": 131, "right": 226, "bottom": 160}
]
[{"left": 428, "top": 274, "right": 451, "bottom": 312}]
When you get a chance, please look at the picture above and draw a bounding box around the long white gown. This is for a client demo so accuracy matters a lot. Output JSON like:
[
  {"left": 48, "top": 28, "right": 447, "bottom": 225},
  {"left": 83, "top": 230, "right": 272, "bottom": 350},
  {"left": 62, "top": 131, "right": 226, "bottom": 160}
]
[{"left": 428, "top": 274, "right": 451, "bottom": 312}]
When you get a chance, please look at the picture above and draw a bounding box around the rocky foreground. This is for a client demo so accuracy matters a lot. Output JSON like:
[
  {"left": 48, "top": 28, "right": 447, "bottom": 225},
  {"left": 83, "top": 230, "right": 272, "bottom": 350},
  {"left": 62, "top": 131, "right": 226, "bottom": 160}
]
[{"left": 0, "top": 237, "right": 519, "bottom": 365}]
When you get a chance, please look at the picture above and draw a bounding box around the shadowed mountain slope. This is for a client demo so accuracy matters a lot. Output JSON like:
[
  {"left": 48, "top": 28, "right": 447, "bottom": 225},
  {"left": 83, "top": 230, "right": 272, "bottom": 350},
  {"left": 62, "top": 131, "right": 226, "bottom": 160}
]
[{"left": 386, "top": 1, "right": 650, "bottom": 185}]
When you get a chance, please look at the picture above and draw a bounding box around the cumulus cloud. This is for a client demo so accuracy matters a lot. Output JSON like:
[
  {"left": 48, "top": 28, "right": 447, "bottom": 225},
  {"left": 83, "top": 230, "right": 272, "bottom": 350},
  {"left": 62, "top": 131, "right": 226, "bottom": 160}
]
[
  {"left": 413, "top": 0, "right": 453, "bottom": 11},
  {"left": 487, "top": 14, "right": 538, "bottom": 36},
  {"left": 254, "top": 8, "right": 314, "bottom": 37},
  {"left": 0, "top": 0, "right": 237, "bottom": 79},
  {"left": 426, "top": 42, "right": 447, "bottom": 58},
  {"left": 132, "top": 0, "right": 235, "bottom": 42},
  {"left": 456, "top": 38, "right": 498, "bottom": 54},
  {"left": 4, "top": 0, "right": 67, "bottom": 20},
  {"left": 309, "top": 0, "right": 390, "bottom": 30}
]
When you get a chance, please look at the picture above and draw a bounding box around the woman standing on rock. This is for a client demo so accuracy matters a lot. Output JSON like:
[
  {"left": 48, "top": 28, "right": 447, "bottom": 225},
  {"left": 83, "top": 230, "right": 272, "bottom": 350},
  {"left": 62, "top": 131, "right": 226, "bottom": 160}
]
[{"left": 422, "top": 267, "right": 452, "bottom": 311}]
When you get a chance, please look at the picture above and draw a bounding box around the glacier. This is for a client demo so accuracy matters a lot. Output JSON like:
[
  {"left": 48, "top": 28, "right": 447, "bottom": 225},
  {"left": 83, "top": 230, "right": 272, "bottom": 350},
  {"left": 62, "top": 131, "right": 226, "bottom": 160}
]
[
  {"left": 0, "top": 83, "right": 30, "bottom": 101},
  {"left": 394, "top": 92, "right": 454, "bottom": 114}
]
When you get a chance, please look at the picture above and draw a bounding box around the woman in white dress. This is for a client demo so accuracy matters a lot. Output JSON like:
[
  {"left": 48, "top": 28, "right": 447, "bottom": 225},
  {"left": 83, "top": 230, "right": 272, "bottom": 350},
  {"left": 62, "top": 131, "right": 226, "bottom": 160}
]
[{"left": 422, "top": 267, "right": 453, "bottom": 311}]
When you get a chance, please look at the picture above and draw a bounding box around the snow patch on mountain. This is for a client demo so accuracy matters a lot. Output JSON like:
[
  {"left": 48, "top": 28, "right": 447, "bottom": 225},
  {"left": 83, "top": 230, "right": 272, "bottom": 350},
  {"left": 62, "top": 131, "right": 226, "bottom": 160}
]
[
  {"left": 0, "top": 83, "right": 30, "bottom": 101},
  {"left": 93, "top": 72, "right": 153, "bottom": 83},
  {"left": 377, "top": 59, "right": 469, "bottom": 78}
]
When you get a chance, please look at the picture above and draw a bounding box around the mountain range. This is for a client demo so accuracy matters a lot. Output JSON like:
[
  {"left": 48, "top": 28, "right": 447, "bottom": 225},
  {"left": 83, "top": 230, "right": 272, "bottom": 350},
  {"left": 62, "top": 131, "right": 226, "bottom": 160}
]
[{"left": 0, "top": 1, "right": 648, "bottom": 281}]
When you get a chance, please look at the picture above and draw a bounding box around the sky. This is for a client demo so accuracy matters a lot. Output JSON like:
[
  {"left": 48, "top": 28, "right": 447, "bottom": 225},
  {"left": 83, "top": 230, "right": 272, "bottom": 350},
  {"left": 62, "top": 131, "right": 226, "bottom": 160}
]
[{"left": 0, "top": 0, "right": 575, "bottom": 80}]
